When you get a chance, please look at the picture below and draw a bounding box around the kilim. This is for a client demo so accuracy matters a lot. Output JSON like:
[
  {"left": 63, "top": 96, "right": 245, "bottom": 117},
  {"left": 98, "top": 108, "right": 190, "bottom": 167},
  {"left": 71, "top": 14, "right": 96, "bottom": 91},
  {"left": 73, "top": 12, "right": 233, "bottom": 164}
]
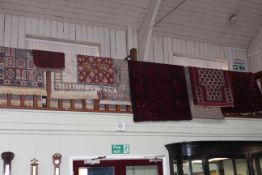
[
  {"left": 97, "top": 59, "right": 131, "bottom": 105},
  {"left": 189, "top": 67, "right": 233, "bottom": 107},
  {"left": 128, "top": 60, "right": 192, "bottom": 122},
  {"left": 0, "top": 47, "right": 46, "bottom": 96},
  {"left": 221, "top": 71, "right": 262, "bottom": 118},
  {"left": 185, "top": 67, "right": 224, "bottom": 119},
  {"left": 52, "top": 54, "right": 116, "bottom": 99}
]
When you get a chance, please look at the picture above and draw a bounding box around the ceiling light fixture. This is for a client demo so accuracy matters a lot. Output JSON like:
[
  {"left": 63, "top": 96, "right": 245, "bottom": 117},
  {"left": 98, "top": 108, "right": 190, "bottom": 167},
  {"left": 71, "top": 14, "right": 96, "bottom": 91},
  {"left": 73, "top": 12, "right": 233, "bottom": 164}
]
[{"left": 228, "top": 14, "right": 239, "bottom": 24}]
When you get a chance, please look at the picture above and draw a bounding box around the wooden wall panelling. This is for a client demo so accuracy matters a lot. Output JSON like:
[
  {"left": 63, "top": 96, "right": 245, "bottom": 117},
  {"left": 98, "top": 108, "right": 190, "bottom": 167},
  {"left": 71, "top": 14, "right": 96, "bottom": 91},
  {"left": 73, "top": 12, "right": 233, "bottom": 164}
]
[
  {"left": 37, "top": 19, "right": 44, "bottom": 37},
  {"left": 87, "top": 25, "right": 93, "bottom": 43},
  {"left": 163, "top": 37, "right": 169, "bottom": 64},
  {"left": 0, "top": 14, "right": 4, "bottom": 46},
  {"left": 31, "top": 18, "right": 38, "bottom": 36},
  {"left": 51, "top": 20, "right": 57, "bottom": 39},
  {"left": 81, "top": 24, "right": 88, "bottom": 42},
  {"left": 18, "top": 16, "right": 25, "bottom": 48},
  {"left": 127, "top": 26, "right": 133, "bottom": 51},
  {"left": 75, "top": 24, "right": 82, "bottom": 41},
  {"left": 63, "top": 22, "right": 70, "bottom": 40},
  {"left": 148, "top": 38, "right": 154, "bottom": 61},
  {"left": 44, "top": 19, "right": 51, "bottom": 38},
  {"left": 115, "top": 29, "right": 122, "bottom": 59},
  {"left": 11, "top": 15, "right": 18, "bottom": 48},
  {"left": 69, "top": 23, "right": 76, "bottom": 41},
  {"left": 104, "top": 28, "right": 110, "bottom": 57},
  {"left": 133, "top": 28, "right": 138, "bottom": 51},
  {"left": 57, "top": 22, "right": 63, "bottom": 39},
  {"left": 120, "top": 30, "right": 127, "bottom": 59},
  {"left": 4, "top": 14, "right": 11, "bottom": 47},
  {"left": 109, "top": 29, "right": 116, "bottom": 58}
]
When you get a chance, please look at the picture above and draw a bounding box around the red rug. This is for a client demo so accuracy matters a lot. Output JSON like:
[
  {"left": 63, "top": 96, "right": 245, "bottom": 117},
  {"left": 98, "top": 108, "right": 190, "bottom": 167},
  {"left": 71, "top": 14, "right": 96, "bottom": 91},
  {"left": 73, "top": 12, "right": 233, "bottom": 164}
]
[
  {"left": 77, "top": 55, "right": 115, "bottom": 86},
  {"left": 33, "top": 50, "right": 65, "bottom": 70},
  {"left": 221, "top": 71, "right": 262, "bottom": 116},
  {"left": 189, "top": 67, "right": 233, "bottom": 106},
  {"left": 128, "top": 61, "right": 192, "bottom": 122}
]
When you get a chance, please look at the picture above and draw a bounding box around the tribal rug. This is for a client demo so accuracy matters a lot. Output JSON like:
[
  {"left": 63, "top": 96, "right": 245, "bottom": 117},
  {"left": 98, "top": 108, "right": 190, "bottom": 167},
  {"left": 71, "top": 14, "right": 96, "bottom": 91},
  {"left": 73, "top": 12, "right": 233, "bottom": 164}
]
[
  {"left": 0, "top": 47, "right": 46, "bottom": 96},
  {"left": 97, "top": 59, "right": 131, "bottom": 105},
  {"left": 33, "top": 50, "right": 65, "bottom": 70},
  {"left": 189, "top": 67, "right": 233, "bottom": 107},
  {"left": 52, "top": 54, "right": 116, "bottom": 99},
  {"left": 185, "top": 67, "right": 224, "bottom": 119},
  {"left": 128, "top": 60, "right": 192, "bottom": 122},
  {"left": 221, "top": 71, "right": 262, "bottom": 117}
]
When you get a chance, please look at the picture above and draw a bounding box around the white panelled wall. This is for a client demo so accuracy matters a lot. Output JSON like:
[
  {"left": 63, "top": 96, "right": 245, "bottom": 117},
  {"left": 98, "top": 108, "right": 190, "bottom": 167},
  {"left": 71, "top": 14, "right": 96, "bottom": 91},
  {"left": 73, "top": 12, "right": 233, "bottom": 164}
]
[{"left": 0, "top": 12, "right": 261, "bottom": 175}]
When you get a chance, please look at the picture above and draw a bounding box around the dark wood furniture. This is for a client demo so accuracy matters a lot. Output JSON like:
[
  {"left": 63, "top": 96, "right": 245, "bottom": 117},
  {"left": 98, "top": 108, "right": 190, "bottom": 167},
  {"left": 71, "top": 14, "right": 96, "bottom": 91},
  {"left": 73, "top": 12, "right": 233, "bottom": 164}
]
[{"left": 166, "top": 141, "right": 262, "bottom": 175}]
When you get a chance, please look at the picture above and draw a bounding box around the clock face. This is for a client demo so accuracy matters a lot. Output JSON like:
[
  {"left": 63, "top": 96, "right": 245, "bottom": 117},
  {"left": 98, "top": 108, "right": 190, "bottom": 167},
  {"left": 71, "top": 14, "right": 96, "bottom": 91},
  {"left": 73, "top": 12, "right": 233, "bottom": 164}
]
[{"left": 54, "top": 159, "right": 60, "bottom": 165}]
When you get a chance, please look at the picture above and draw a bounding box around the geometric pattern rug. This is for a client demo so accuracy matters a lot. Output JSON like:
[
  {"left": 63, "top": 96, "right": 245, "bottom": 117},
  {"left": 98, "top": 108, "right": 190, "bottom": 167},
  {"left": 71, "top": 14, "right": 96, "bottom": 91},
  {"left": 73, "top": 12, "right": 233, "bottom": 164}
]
[
  {"left": 185, "top": 67, "right": 224, "bottom": 119},
  {"left": 97, "top": 59, "right": 131, "bottom": 105},
  {"left": 0, "top": 47, "right": 46, "bottom": 96},
  {"left": 52, "top": 54, "right": 116, "bottom": 99},
  {"left": 189, "top": 67, "right": 234, "bottom": 107}
]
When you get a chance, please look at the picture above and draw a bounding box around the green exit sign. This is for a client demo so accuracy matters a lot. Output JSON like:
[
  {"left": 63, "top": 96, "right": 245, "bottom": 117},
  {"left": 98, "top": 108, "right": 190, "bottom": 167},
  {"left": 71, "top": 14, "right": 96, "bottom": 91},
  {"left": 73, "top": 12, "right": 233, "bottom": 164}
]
[{"left": 111, "top": 144, "right": 130, "bottom": 154}]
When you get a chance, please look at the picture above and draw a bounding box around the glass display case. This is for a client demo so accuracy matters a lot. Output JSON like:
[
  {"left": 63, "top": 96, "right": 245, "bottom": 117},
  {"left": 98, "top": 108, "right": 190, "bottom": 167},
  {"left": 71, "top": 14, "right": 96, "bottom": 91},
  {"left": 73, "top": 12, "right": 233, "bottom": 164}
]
[{"left": 166, "top": 141, "right": 262, "bottom": 175}]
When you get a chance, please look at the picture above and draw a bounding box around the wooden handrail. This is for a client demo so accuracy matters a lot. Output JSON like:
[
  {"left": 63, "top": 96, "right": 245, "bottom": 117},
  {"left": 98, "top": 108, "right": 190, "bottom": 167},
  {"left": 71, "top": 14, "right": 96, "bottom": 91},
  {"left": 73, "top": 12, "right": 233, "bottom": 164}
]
[{"left": 124, "top": 48, "right": 137, "bottom": 61}]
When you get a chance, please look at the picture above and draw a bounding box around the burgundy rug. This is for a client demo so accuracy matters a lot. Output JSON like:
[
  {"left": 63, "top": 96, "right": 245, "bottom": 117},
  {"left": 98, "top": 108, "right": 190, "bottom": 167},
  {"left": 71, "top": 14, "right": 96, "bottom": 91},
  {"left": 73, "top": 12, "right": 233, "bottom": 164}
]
[
  {"left": 33, "top": 50, "right": 65, "bottom": 70},
  {"left": 128, "top": 61, "right": 192, "bottom": 122},
  {"left": 221, "top": 71, "right": 262, "bottom": 116},
  {"left": 189, "top": 67, "right": 233, "bottom": 106}
]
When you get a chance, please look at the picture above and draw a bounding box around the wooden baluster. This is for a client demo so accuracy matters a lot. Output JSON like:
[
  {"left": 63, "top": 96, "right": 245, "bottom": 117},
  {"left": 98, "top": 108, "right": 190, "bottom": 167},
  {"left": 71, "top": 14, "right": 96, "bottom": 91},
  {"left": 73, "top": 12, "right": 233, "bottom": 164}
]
[
  {"left": 81, "top": 99, "right": 86, "bottom": 110},
  {"left": 105, "top": 104, "right": 109, "bottom": 111},
  {"left": 33, "top": 95, "right": 38, "bottom": 107},
  {"left": 46, "top": 71, "right": 51, "bottom": 108},
  {"left": 70, "top": 99, "right": 75, "bottom": 110},
  {"left": 116, "top": 105, "right": 120, "bottom": 111},
  {"left": 130, "top": 48, "right": 137, "bottom": 61},
  {"left": 94, "top": 99, "right": 99, "bottom": 110},
  {"left": 7, "top": 94, "right": 11, "bottom": 106},
  {"left": 58, "top": 99, "right": 63, "bottom": 109},
  {"left": 20, "top": 95, "right": 25, "bottom": 107},
  {"left": 126, "top": 105, "right": 131, "bottom": 112}
]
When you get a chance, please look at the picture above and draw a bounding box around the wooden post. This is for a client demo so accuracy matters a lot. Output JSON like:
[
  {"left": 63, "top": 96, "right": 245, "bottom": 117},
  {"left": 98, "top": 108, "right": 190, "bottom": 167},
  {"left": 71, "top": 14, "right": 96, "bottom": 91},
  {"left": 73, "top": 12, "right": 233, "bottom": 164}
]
[
  {"left": 33, "top": 95, "right": 38, "bottom": 107},
  {"left": 58, "top": 99, "right": 63, "bottom": 109},
  {"left": 81, "top": 99, "right": 86, "bottom": 110},
  {"left": 94, "top": 99, "right": 99, "bottom": 110},
  {"left": 20, "top": 96, "right": 25, "bottom": 107},
  {"left": 130, "top": 48, "right": 137, "bottom": 61},
  {"left": 116, "top": 105, "right": 120, "bottom": 111},
  {"left": 7, "top": 94, "right": 11, "bottom": 106},
  {"left": 46, "top": 71, "right": 51, "bottom": 108},
  {"left": 126, "top": 105, "right": 131, "bottom": 112},
  {"left": 70, "top": 99, "right": 75, "bottom": 110}
]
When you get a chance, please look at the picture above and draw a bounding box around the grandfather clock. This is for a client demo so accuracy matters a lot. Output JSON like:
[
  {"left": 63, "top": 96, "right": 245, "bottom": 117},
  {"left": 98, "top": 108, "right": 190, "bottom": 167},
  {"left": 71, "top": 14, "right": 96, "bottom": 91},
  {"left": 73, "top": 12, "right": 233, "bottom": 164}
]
[
  {"left": 53, "top": 153, "right": 62, "bottom": 175},
  {"left": 1, "top": 152, "right": 14, "bottom": 175}
]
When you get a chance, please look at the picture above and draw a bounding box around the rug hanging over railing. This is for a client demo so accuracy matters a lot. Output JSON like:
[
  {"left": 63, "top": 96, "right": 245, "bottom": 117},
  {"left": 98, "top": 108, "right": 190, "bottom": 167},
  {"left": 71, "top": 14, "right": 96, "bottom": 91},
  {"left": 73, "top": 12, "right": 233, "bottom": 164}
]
[
  {"left": 97, "top": 59, "right": 131, "bottom": 105},
  {"left": 128, "top": 60, "right": 192, "bottom": 122},
  {"left": 189, "top": 67, "right": 234, "bottom": 107},
  {"left": 0, "top": 47, "right": 46, "bottom": 96},
  {"left": 32, "top": 50, "right": 65, "bottom": 71},
  {"left": 52, "top": 54, "right": 117, "bottom": 99},
  {"left": 185, "top": 67, "right": 224, "bottom": 119},
  {"left": 221, "top": 71, "right": 262, "bottom": 117}
]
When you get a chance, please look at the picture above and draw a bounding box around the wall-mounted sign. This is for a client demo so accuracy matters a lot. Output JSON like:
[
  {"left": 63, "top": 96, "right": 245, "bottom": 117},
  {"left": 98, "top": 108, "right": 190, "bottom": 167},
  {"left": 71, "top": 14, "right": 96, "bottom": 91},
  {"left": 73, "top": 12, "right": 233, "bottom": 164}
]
[
  {"left": 111, "top": 144, "right": 130, "bottom": 154},
  {"left": 232, "top": 59, "right": 246, "bottom": 72}
]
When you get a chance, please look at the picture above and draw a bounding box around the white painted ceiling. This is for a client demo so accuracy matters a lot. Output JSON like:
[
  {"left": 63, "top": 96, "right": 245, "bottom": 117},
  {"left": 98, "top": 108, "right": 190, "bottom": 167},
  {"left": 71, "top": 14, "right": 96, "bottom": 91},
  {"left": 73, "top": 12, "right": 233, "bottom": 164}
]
[{"left": 0, "top": 0, "right": 262, "bottom": 48}]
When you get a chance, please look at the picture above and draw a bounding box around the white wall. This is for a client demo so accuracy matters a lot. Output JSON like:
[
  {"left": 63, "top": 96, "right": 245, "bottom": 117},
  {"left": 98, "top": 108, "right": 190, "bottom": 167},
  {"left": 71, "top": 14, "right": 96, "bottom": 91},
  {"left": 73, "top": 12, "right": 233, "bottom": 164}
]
[
  {"left": 0, "top": 109, "right": 262, "bottom": 175},
  {"left": 147, "top": 35, "right": 249, "bottom": 71},
  {"left": 0, "top": 13, "right": 139, "bottom": 59}
]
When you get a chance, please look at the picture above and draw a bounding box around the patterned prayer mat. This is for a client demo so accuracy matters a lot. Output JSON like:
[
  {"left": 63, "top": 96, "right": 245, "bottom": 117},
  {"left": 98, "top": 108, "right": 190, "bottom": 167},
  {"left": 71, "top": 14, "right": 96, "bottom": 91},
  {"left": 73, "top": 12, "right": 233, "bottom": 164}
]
[
  {"left": 185, "top": 67, "right": 224, "bottom": 119},
  {"left": 189, "top": 67, "right": 233, "bottom": 107},
  {"left": 128, "top": 61, "right": 192, "bottom": 122},
  {"left": 221, "top": 71, "right": 262, "bottom": 117},
  {"left": 0, "top": 47, "right": 46, "bottom": 96},
  {"left": 52, "top": 54, "right": 116, "bottom": 99},
  {"left": 97, "top": 59, "right": 131, "bottom": 105}
]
